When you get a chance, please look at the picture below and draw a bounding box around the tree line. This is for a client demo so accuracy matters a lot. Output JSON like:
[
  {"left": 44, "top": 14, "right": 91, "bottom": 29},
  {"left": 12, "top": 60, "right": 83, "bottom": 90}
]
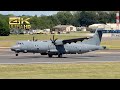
[{"left": 0, "top": 11, "right": 117, "bottom": 36}]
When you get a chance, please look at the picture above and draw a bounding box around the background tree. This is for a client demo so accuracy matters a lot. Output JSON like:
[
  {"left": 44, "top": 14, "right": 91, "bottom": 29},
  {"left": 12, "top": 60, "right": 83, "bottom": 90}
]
[
  {"left": 0, "top": 11, "right": 117, "bottom": 33},
  {"left": 55, "top": 11, "right": 73, "bottom": 25},
  {"left": 0, "top": 14, "right": 10, "bottom": 36}
]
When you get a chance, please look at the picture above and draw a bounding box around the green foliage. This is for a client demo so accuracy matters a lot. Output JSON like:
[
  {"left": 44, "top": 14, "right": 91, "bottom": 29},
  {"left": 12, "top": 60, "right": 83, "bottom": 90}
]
[
  {"left": 55, "top": 11, "right": 73, "bottom": 25},
  {"left": 0, "top": 11, "right": 117, "bottom": 33},
  {"left": 0, "top": 16, "right": 10, "bottom": 36},
  {"left": 30, "top": 11, "right": 116, "bottom": 29}
]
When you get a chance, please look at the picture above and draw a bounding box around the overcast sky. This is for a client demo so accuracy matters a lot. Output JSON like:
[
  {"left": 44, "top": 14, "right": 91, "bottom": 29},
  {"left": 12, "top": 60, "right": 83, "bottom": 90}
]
[{"left": 0, "top": 11, "right": 59, "bottom": 16}]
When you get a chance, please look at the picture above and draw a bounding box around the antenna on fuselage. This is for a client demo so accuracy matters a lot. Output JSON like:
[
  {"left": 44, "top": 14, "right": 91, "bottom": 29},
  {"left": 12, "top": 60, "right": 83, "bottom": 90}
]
[
  {"left": 32, "top": 36, "right": 37, "bottom": 41},
  {"left": 33, "top": 36, "right": 35, "bottom": 41}
]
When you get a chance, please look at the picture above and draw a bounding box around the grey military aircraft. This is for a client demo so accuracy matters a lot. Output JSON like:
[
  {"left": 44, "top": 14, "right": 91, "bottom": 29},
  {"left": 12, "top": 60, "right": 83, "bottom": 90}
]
[{"left": 11, "top": 29, "right": 106, "bottom": 58}]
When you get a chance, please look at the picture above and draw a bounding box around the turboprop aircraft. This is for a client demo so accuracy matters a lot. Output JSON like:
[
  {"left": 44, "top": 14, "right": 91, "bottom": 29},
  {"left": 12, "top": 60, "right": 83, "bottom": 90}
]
[{"left": 11, "top": 29, "right": 106, "bottom": 58}]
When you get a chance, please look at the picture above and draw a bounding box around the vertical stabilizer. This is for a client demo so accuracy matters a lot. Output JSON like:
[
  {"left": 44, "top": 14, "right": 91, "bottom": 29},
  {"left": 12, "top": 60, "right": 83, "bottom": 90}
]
[{"left": 82, "top": 29, "right": 103, "bottom": 45}]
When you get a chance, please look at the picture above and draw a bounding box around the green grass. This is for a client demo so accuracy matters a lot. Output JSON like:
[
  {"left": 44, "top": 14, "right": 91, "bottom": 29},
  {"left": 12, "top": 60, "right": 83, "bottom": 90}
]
[
  {"left": 1, "top": 40, "right": 120, "bottom": 49},
  {"left": 0, "top": 41, "right": 16, "bottom": 47},
  {"left": 101, "top": 40, "right": 120, "bottom": 49},
  {"left": 0, "top": 32, "right": 120, "bottom": 79},
  {"left": 0, "top": 32, "right": 86, "bottom": 41},
  {"left": 0, "top": 32, "right": 120, "bottom": 49},
  {"left": 0, "top": 62, "right": 120, "bottom": 79},
  {"left": 0, "top": 32, "right": 87, "bottom": 47}
]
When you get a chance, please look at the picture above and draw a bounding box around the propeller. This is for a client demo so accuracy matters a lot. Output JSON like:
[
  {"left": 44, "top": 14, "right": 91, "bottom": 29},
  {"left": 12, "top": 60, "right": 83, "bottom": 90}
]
[
  {"left": 33, "top": 36, "right": 35, "bottom": 41},
  {"left": 50, "top": 35, "right": 58, "bottom": 45}
]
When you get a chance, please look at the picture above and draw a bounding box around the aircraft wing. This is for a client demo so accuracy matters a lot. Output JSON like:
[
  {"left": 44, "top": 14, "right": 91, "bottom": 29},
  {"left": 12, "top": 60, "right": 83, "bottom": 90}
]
[{"left": 62, "top": 37, "right": 90, "bottom": 44}]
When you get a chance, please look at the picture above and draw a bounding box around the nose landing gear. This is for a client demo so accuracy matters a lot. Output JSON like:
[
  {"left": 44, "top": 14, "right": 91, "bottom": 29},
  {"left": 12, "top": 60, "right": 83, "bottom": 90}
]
[
  {"left": 15, "top": 52, "right": 19, "bottom": 56},
  {"left": 16, "top": 53, "right": 18, "bottom": 56}
]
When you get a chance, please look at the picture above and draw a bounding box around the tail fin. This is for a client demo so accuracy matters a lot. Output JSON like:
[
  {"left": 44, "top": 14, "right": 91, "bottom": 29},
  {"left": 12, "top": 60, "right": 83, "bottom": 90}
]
[{"left": 82, "top": 29, "right": 103, "bottom": 45}]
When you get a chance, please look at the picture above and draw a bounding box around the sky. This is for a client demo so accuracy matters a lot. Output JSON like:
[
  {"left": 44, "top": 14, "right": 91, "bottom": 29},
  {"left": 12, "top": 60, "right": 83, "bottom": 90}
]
[{"left": 0, "top": 11, "right": 59, "bottom": 16}]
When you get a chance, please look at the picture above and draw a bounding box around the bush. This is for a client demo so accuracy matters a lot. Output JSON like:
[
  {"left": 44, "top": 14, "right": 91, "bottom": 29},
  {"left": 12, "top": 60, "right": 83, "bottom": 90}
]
[
  {"left": 0, "top": 28, "right": 10, "bottom": 36},
  {"left": 0, "top": 17, "right": 10, "bottom": 36}
]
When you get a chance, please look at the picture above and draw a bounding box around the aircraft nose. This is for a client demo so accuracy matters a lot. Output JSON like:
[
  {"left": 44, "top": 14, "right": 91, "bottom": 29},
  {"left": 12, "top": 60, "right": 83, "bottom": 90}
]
[{"left": 11, "top": 45, "right": 20, "bottom": 51}]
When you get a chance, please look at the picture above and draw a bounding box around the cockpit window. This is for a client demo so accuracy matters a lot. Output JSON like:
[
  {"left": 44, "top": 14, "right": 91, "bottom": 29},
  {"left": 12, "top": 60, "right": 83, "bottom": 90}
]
[{"left": 17, "top": 42, "right": 24, "bottom": 45}]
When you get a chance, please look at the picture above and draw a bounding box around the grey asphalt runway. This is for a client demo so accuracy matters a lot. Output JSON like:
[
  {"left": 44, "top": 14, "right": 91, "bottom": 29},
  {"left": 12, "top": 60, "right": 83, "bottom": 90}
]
[{"left": 0, "top": 49, "right": 120, "bottom": 64}]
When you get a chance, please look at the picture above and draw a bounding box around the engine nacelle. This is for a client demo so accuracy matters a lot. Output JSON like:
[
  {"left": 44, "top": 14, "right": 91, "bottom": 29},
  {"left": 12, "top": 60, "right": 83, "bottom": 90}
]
[
  {"left": 47, "top": 49, "right": 59, "bottom": 55},
  {"left": 55, "top": 40, "right": 63, "bottom": 45}
]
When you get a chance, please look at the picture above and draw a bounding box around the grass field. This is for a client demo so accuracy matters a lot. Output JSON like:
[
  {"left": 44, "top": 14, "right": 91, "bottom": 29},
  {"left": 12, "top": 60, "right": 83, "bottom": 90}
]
[
  {"left": 2, "top": 40, "right": 120, "bottom": 49},
  {"left": 0, "top": 32, "right": 120, "bottom": 79},
  {"left": 0, "top": 62, "right": 120, "bottom": 79},
  {"left": 0, "top": 32, "right": 87, "bottom": 47},
  {"left": 0, "top": 32, "right": 88, "bottom": 40},
  {"left": 101, "top": 40, "right": 120, "bottom": 49},
  {"left": 0, "top": 32, "right": 120, "bottom": 49},
  {"left": 0, "top": 32, "right": 85, "bottom": 47}
]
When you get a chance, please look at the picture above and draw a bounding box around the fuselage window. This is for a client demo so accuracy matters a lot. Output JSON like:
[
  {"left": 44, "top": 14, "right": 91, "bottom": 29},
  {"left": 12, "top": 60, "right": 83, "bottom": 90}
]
[
  {"left": 17, "top": 43, "right": 24, "bottom": 45},
  {"left": 35, "top": 45, "right": 39, "bottom": 47}
]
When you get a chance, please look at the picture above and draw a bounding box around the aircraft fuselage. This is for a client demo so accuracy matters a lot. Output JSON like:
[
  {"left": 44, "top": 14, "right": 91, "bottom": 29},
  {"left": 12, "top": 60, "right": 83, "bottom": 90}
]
[{"left": 11, "top": 40, "right": 103, "bottom": 56}]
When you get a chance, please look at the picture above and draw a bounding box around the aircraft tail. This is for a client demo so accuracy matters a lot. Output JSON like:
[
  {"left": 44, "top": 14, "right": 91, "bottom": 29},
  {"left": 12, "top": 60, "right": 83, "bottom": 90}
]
[{"left": 82, "top": 29, "right": 103, "bottom": 45}]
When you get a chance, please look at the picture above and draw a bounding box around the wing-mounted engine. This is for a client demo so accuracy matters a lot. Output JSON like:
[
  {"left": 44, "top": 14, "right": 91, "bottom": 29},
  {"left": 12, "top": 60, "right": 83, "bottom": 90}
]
[
  {"left": 48, "top": 49, "right": 69, "bottom": 55},
  {"left": 47, "top": 49, "right": 59, "bottom": 55},
  {"left": 50, "top": 35, "right": 63, "bottom": 45},
  {"left": 54, "top": 40, "right": 63, "bottom": 45}
]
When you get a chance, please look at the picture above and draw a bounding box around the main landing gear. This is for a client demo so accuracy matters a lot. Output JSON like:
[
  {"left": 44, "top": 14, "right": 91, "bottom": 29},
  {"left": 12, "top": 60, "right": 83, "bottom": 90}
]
[
  {"left": 48, "top": 53, "right": 63, "bottom": 58},
  {"left": 58, "top": 53, "right": 62, "bottom": 58},
  {"left": 48, "top": 54, "right": 53, "bottom": 58}
]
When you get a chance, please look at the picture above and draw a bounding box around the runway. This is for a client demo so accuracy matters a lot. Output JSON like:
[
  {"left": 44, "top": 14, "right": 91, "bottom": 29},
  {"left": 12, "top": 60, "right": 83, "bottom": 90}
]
[{"left": 0, "top": 49, "right": 120, "bottom": 64}]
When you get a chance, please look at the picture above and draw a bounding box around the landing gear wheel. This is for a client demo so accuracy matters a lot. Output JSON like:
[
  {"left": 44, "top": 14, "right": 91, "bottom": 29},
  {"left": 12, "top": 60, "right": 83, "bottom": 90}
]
[
  {"left": 58, "top": 54, "right": 62, "bottom": 58},
  {"left": 48, "top": 54, "right": 53, "bottom": 58},
  {"left": 16, "top": 53, "right": 18, "bottom": 56}
]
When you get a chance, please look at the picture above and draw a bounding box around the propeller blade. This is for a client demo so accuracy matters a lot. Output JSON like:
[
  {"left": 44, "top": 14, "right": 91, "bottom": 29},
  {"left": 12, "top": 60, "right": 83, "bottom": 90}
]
[
  {"left": 50, "top": 35, "right": 58, "bottom": 45},
  {"left": 53, "top": 35, "right": 54, "bottom": 41},
  {"left": 33, "top": 36, "right": 35, "bottom": 41},
  {"left": 54, "top": 38, "right": 58, "bottom": 41},
  {"left": 50, "top": 38, "right": 52, "bottom": 41}
]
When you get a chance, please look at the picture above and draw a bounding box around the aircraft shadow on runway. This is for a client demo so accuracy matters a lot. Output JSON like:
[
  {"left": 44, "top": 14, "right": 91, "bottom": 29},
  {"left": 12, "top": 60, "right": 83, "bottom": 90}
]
[
  {"left": 10, "top": 55, "right": 100, "bottom": 60},
  {"left": 67, "top": 55, "right": 100, "bottom": 60}
]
